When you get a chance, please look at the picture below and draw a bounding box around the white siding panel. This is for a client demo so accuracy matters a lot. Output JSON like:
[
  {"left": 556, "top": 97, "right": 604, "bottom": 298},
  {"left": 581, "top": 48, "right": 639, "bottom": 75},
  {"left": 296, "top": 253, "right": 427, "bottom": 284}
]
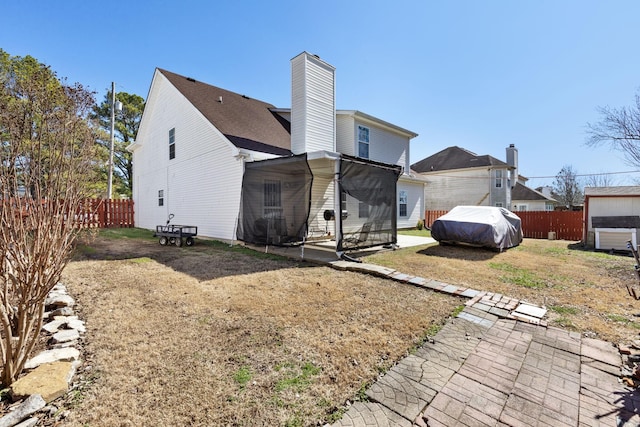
[
  {"left": 344, "top": 119, "right": 410, "bottom": 171},
  {"left": 588, "top": 197, "right": 640, "bottom": 230},
  {"left": 336, "top": 115, "right": 355, "bottom": 156},
  {"left": 398, "top": 180, "right": 424, "bottom": 229},
  {"left": 424, "top": 169, "right": 491, "bottom": 211},
  {"left": 309, "top": 176, "right": 335, "bottom": 236},
  {"left": 511, "top": 200, "right": 547, "bottom": 211},
  {"left": 132, "top": 71, "right": 243, "bottom": 240},
  {"left": 365, "top": 122, "right": 407, "bottom": 171},
  {"left": 291, "top": 53, "right": 335, "bottom": 154}
]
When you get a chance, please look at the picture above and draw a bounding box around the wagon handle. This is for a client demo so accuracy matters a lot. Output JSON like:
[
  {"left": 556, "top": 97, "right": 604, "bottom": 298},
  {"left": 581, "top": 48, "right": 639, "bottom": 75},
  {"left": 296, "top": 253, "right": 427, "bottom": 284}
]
[{"left": 166, "top": 213, "right": 174, "bottom": 225}]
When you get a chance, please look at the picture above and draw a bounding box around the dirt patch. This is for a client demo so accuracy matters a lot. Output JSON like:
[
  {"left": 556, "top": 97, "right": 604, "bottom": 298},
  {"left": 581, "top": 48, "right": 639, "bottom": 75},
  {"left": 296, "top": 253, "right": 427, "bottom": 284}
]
[
  {"left": 364, "top": 238, "right": 640, "bottom": 344},
  {"left": 60, "top": 236, "right": 462, "bottom": 426}
]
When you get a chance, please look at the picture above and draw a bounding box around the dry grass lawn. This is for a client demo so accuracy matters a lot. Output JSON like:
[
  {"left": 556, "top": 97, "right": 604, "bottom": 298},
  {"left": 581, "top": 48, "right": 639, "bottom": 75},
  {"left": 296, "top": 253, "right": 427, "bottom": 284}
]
[
  {"left": 60, "top": 231, "right": 462, "bottom": 426},
  {"left": 364, "top": 237, "right": 640, "bottom": 344}
]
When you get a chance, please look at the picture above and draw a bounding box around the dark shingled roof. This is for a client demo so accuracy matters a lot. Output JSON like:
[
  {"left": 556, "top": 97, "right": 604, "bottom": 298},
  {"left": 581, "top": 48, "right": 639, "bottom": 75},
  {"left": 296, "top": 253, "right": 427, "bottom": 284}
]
[
  {"left": 158, "top": 68, "right": 291, "bottom": 156},
  {"left": 411, "top": 146, "right": 510, "bottom": 173},
  {"left": 512, "top": 182, "right": 554, "bottom": 201}
]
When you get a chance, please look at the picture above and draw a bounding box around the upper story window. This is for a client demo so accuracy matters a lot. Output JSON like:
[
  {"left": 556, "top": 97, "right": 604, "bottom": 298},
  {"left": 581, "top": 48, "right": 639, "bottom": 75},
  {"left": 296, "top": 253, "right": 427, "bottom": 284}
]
[
  {"left": 358, "top": 125, "right": 369, "bottom": 159},
  {"left": 399, "top": 191, "right": 408, "bottom": 217},
  {"left": 169, "top": 128, "right": 176, "bottom": 160},
  {"left": 495, "top": 202, "right": 503, "bottom": 208},
  {"left": 495, "top": 169, "right": 503, "bottom": 188},
  {"left": 158, "top": 190, "right": 164, "bottom": 207}
]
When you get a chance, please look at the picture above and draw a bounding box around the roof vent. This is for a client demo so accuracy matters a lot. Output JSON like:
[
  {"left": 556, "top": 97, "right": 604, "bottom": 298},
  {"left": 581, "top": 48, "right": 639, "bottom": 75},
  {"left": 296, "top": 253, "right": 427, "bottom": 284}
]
[
  {"left": 186, "top": 77, "right": 196, "bottom": 82},
  {"left": 218, "top": 96, "right": 223, "bottom": 103},
  {"left": 242, "top": 95, "right": 250, "bottom": 99}
]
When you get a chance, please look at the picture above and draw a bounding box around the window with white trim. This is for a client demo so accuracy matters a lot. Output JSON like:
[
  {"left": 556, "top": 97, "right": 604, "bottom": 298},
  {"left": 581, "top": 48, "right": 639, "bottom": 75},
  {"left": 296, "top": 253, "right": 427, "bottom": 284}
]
[
  {"left": 399, "top": 190, "right": 408, "bottom": 217},
  {"left": 495, "top": 202, "right": 503, "bottom": 207},
  {"left": 495, "top": 169, "right": 502, "bottom": 188},
  {"left": 169, "top": 128, "right": 176, "bottom": 160},
  {"left": 263, "top": 179, "right": 282, "bottom": 217},
  {"left": 158, "top": 190, "right": 164, "bottom": 207},
  {"left": 358, "top": 125, "right": 369, "bottom": 159}
]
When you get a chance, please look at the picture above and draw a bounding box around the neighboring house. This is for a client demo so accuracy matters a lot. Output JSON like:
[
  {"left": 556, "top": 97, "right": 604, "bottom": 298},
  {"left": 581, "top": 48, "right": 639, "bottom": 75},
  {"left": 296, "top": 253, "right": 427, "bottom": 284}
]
[
  {"left": 584, "top": 186, "right": 640, "bottom": 250},
  {"left": 411, "top": 145, "right": 555, "bottom": 211},
  {"left": 512, "top": 180, "right": 557, "bottom": 212},
  {"left": 129, "top": 52, "right": 423, "bottom": 253}
]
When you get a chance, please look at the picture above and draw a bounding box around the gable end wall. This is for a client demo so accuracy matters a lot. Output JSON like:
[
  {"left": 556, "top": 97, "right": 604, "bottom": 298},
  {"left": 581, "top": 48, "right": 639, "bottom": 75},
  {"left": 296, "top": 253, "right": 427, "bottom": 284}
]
[{"left": 133, "top": 71, "right": 244, "bottom": 240}]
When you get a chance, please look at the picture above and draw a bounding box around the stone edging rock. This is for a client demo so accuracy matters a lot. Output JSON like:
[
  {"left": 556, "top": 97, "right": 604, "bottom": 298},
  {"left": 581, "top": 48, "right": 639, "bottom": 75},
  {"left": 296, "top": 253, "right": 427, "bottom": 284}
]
[{"left": 0, "top": 283, "right": 85, "bottom": 427}]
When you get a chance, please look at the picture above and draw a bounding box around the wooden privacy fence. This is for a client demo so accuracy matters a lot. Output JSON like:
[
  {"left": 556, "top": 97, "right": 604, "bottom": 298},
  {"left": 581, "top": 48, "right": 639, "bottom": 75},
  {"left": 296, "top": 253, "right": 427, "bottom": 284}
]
[
  {"left": 75, "top": 199, "right": 134, "bottom": 228},
  {"left": 424, "top": 210, "right": 584, "bottom": 241},
  {"left": 2, "top": 198, "right": 134, "bottom": 228}
]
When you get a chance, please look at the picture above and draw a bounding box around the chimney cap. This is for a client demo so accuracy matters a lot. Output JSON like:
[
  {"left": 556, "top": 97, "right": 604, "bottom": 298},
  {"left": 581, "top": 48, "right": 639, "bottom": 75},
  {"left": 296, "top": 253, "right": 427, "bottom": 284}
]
[{"left": 509, "top": 144, "right": 515, "bottom": 148}]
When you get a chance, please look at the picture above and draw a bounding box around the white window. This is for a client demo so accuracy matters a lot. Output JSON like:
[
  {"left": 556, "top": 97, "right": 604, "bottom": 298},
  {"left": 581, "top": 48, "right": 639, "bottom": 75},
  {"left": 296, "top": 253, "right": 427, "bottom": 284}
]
[
  {"left": 495, "top": 169, "right": 502, "bottom": 188},
  {"left": 358, "top": 125, "right": 369, "bottom": 159},
  {"left": 263, "top": 179, "right": 281, "bottom": 217},
  {"left": 158, "top": 190, "right": 164, "bottom": 207},
  {"left": 341, "top": 191, "right": 347, "bottom": 213},
  {"left": 545, "top": 203, "right": 554, "bottom": 211},
  {"left": 169, "top": 128, "right": 176, "bottom": 160},
  {"left": 495, "top": 202, "right": 503, "bottom": 208},
  {"left": 515, "top": 204, "right": 528, "bottom": 211},
  {"left": 399, "top": 190, "right": 408, "bottom": 217}
]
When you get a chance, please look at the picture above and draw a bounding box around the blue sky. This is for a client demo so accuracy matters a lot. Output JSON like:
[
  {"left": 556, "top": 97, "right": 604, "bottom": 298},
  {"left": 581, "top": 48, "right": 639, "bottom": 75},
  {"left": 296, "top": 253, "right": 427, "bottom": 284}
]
[{"left": 3, "top": 1, "right": 640, "bottom": 189}]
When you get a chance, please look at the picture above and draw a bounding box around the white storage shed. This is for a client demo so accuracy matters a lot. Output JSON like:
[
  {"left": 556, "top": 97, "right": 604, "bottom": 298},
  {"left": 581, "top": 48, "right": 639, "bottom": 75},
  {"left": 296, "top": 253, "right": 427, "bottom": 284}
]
[{"left": 584, "top": 186, "right": 640, "bottom": 251}]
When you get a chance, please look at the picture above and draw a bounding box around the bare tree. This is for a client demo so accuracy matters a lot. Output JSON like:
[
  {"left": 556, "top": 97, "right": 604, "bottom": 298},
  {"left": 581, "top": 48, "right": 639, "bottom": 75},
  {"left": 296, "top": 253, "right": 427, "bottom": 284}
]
[
  {"left": 586, "top": 90, "right": 640, "bottom": 167},
  {"left": 553, "top": 165, "right": 583, "bottom": 209},
  {"left": 0, "top": 50, "right": 99, "bottom": 385},
  {"left": 584, "top": 173, "right": 615, "bottom": 188}
]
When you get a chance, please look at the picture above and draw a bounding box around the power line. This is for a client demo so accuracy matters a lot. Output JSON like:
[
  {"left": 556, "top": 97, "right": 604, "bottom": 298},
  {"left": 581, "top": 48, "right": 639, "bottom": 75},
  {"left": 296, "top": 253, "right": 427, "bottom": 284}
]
[
  {"left": 527, "top": 170, "right": 640, "bottom": 179},
  {"left": 421, "top": 170, "right": 640, "bottom": 180}
]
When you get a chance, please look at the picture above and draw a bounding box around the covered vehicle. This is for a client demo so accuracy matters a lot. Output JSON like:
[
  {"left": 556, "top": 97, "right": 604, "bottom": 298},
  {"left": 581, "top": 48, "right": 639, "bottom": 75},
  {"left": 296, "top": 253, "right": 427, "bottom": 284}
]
[{"left": 431, "top": 206, "right": 523, "bottom": 251}]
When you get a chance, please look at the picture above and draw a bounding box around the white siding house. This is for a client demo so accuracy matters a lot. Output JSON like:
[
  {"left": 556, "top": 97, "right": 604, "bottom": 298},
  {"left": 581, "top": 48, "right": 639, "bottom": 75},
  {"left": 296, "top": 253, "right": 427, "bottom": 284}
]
[
  {"left": 412, "top": 145, "right": 554, "bottom": 212},
  {"left": 130, "top": 71, "right": 246, "bottom": 240},
  {"left": 130, "top": 52, "right": 422, "bottom": 249}
]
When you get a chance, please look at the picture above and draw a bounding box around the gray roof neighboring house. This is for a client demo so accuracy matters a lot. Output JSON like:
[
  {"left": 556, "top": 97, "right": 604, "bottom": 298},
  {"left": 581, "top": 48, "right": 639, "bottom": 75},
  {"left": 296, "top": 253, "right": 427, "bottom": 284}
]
[
  {"left": 411, "top": 146, "right": 512, "bottom": 173},
  {"left": 512, "top": 182, "right": 556, "bottom": 202},
  {"left": 159, "top": 68, "right": 292, "bottom": 156}
]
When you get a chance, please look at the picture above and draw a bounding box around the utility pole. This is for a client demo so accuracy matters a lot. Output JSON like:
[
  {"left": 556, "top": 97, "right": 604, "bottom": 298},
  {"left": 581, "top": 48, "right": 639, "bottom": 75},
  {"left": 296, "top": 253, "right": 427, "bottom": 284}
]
[
  {"left": 107, "top": 82, "right": 122, "bottom": 199},
  {"left": 107, "top": 81, "right": 116, "bottom": 200}
]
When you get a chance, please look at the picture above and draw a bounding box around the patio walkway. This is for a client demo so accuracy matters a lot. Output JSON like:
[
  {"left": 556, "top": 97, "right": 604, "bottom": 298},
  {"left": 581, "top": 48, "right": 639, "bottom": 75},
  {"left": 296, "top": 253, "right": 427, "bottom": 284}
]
[{"left": 251, "top": 238, "right": 640, "bottom": 426}]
